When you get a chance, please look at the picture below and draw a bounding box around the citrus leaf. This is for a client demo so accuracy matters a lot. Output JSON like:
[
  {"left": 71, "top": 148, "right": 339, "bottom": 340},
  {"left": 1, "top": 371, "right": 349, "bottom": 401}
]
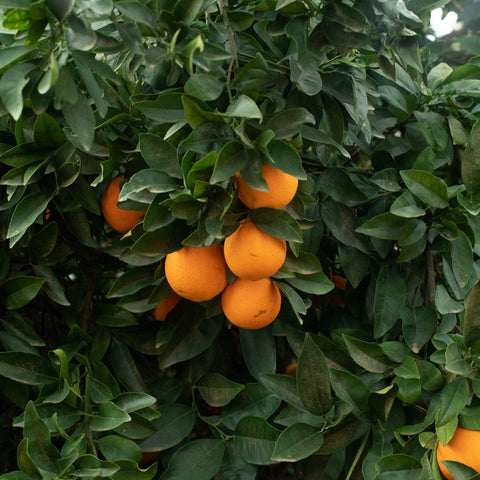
[{"left": 271, "top": 423, "right": 324, "bottom": 462}]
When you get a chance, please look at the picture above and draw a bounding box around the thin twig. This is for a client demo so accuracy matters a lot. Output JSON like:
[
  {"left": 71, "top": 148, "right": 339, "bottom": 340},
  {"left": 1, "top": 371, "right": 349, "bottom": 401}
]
[
  {"left": 217, "top": 0, "right": 238, "bottom": 101},
  {"left": 425, "top": 248, "right": 436, "bottom": 307}
]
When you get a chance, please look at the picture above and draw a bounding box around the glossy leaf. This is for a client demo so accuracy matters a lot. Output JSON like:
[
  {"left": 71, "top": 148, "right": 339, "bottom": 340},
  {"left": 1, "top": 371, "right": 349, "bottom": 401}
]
[{"left": 271, "top": 423, "right": 323, "bottom": 462}]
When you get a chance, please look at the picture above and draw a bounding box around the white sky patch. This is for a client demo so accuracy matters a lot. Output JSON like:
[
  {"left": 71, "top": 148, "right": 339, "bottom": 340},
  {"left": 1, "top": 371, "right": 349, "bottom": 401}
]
[{"left": 430, "top": 8, "right": 458, "bottom": 37}]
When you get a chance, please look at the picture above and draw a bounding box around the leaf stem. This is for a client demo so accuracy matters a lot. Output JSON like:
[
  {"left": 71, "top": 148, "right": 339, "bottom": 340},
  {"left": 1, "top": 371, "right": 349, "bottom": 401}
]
[{"left": 345, "top": 429, "right": 370, "bottom": 480}]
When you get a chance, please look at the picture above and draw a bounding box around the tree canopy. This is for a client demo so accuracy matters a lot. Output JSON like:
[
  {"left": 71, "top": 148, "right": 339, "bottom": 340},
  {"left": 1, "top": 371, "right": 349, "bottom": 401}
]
[{"left": 1, "top": 0, "right": 480, "bottom": 479}]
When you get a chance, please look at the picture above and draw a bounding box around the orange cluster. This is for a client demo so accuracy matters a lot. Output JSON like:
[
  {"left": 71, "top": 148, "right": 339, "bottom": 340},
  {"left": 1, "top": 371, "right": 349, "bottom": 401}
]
[{"left": 155, "top": 163, "right": 299, "bottom": 329}]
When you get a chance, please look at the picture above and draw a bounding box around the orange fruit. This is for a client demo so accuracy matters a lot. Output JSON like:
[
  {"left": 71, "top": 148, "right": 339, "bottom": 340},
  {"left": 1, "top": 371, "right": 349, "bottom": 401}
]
[
  {"left": 221, "top": 277, "right": 281, "bottom": 329},
  {"left": 223, "top": 220, "right": 286, "bottom": 280},
  {"left": 235, "top": 163, "right": 298, "bottom": 209},
  {"left": 165, "top": 244, "right": 228, "bottom": 302},
  {"left": 153, "top": 292, "right": 181, "bottom": 321},
  {"left": 331, "top": 274, "right": 348, "bottom": 291},
  {"left": 285, "top": 361, "right": 298, "bottom": 377},
  {"left": 436, "top": 426, "right": 480, "bottom": 479},
  {"left": 102, "top": 176, "right": 145, "bottom": 233}
]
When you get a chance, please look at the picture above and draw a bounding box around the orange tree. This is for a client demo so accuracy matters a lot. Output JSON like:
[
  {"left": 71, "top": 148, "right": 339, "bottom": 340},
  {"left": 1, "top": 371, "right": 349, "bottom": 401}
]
[{"left": 1, "top": 0, "right": 480, "bottom": 479}]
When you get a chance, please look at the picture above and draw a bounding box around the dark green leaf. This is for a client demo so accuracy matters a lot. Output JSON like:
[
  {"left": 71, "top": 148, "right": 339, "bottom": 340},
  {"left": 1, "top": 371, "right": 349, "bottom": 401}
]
[
  {"left": 259, "top": 373, "right": 304, "bottom": 411},
  {"left": 198, "top": 373, "right": 245, "bottom": 407},
  {"left": 140, "top": 404, "right": 196, "bottom": 452},
  {"left": 1, "top": 276, "right": 45, "bottom": 310},
  {"left": 414, "top": 111, "right": 449, "bottom": 152},
  {"left": 373, "top": 265, "right": 407, "bottom": 338},
  {"left": 271, "top": 423, "right": 323, "bottom": 462},
  {"left": 342, "top": 335, "right": 391, "bottom": 373},
  {"left": 0, "top": 63, "right": 34, "bottom": 121},
  {"left": 159, "top": 439, "right": 225, "bottom": 480},
  {"left": 297, "top": 334, "right": 332, "bottom": 415},
  {"left": 401, "top": 307, "right": 437, "bottom": 354},
  {"left": 250, "top": 208, "right": 302, "bottom": 242},
  {"left": 240, "top": 326, "right": 276, "bottom": 382},
  {"left": 97, "top": 435, "right": 142, "bottom": 463},
  {"left": 400, "top": 170, "right": 449, "bottom": 208},
  {"left": 90, "top": 402, "right": 131, "bottom": 431},
  {"left": 464, "top": 282, "right": 480, "bottom": 348},
  {"left": 233, "top": 416, "right": 279, "bottom": 465}
]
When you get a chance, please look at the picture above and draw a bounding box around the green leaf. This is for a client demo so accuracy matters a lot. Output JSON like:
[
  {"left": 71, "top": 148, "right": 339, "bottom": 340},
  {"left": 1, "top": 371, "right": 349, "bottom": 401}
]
[
  {"left": 221, "top": 383, "right": 282, "bottom": 431},
  {"left": 198, "top": 373, "right": 245, "bottom": 407},
  {"left": 1, "top": 276, "right": 45, "bottom": 310},
  {"left": 159, "top": 439, "right": 225, "bottom": 480},
  {"left": 297, "top": 334, "right": 332, "bottom": 415},
  {"left": 140, "top": 404, "right": 196, "bottom": 452},
  {"left": 184, "top": 73, "right": 223, "bottom": 102},
  {"left": 342, "top": 335, "right": 391, "bottom": 373},
  {"left": 7, "top": 191, "right": 52, "bottom": 240},
  {"left": 329, "top": 368, "right": 369, "bottom": 415},
  {"left": 0, "top": 45, "right": 33, "bottom": 71},
  {"left": 400, "top": 170, "right": 449, "bottom": 208},
  {"left": 156, "top": 316, "right": 222, "bottom": 368},
  {"left": 116, "top": 1, "right": 157, "bottom": 28},
  {"left": 414, "top": 111, "right": 449, "bottom": 152},
  {"left": 210, "top": 141, "right": 250, "bottom": 183},
  {"left": 106, "top": 269, "right": 155, "bottom": 298},
  {"left": 31, "top": 265, "right": 70, "bottom": 306},
  {"left": 33, "top": 113, "right": 65, "bottom": 148},
  {"left": 45, "top": 0, "right": 74, "bottom": 20},
  {"left": 435, "top": 284, "right": 464, "bottom": 314},
  {"left": 461, "top": 119, "right": 480, "bottom": 192},
  {"left": 356, "top": 212, "right": 410, "bottom": 240},
  {"left": 271, "top": 423, "right": 324, "bottom": 462},
  {"left": 259, "top": 373, "right": 304, "bottom": 411},
  {"left": 390, "top": 191, "right": 426, "bottom": 218},
  {"left": 23, "top": 401, "right": 60, "bottom": 473},
  {"left": 223, "top": 95, "right": 262, "bottom": 121},
  {"left": 139, "top": 134, "right": 182, "bottom": 179},
  {"left": 0, "top": 63, "right": 34, "bottom": 121},
  {"left": 110, "top": 340, "right": 148, "bottom": 393},
  {"left": 266, "top": 140, "right": 306, "bottom": 179},
  {"left": 435, "top": 376, "right": 470, "bottom": 431},
  {"left": 249, "top": 208, "right": 302, "bottom": 242},
  {"left": 374, "top": 454, "right": 422, "bottom": 479},
  {"left": 90, "top": 402, "right": 131, "bottom": 432},
  {"left": 321, "top": 198, "right": 369, "bottom": 253},
  {"left": 451, "top": 230, "right": 473, "bottom": 288},
  {"left": 97, "top": 435, "right": 142, "bottom": 463},
  {"left": 233, "top": 416, "right": 280, "bottom": 465},
  {"left": 401, "top": 307, "right": 437, "bottom": 354},
  {"left": 464, "top": 282, "right": 480, "bottom": 348},
  {"left": 286, "top": 271, "right": 334, "bottom": 295},
  {"left": 240, "top": 326, "right": 276, "bottom": 382},
  {"left": 373, "top": 265, "right": 407, "bottom": 338},
  {"left": 317, "top": 168, "right": 368, "bottom": 207},
  {"left": 263, "top": 108, "right": 315, "bottom": 139},
  {"left": 62, "top": 90, "right": 95, "bottom": 151},
  {"left": 112, "top": 392, "right": 156, "bottom": 413},
  {"left": 72, "top": 454, "right": 120, "bottom": 477}
]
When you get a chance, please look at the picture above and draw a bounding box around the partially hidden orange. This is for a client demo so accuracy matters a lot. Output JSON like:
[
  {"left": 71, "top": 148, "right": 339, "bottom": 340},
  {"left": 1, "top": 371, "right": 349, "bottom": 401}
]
[
  {"left": 165, "top": 244, "right": 228, "bottom": 302},
  {"left": 102, "top": 176, "right": 145, "bottom": 233},
  {"left": 223, "top": 220, "right": 286, "bottom": 280},
  {"left": 235, "top": 163, "right": 298, "bottom": 209},
  {"left": 153, "top": 292, "right": 181, "bottom": 321},
  {"left": 221, "top": 277, "right": 281, "bottom": 329},
  {"left": 436, "top": 426, "right": 480, "bottom": 480}
]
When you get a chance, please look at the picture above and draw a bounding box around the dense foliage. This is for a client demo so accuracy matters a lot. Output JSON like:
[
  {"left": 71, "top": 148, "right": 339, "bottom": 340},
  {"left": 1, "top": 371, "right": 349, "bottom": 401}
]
[{"left": 1, "top": 0, "right": 480, "bottom": 478}]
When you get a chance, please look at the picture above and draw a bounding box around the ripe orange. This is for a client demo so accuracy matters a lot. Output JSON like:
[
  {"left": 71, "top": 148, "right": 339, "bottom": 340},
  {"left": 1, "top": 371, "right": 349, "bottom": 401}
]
[
  {"left": 221, "top": 277, "right": 281, "bottom": 329},
  {"left": 235, "top": 163, "right": 298, "bottom": 209},
  {"left": 153, "top": 292, "right": 181, "bottom": 321},
  {"left": 165, "top": 244, "right": 228, "bottom": 302},
  {"left": 436, "top": 426, "right": 480, "bottom": 479},
  {"left": 223, "top": 220, "right": 286, "bottom": 280},
  {"left": 285, "top": 361, "right": 298, "bottom": 377},
  {"left": 102, "top": 176, "right": 145, "bottom": 233}
]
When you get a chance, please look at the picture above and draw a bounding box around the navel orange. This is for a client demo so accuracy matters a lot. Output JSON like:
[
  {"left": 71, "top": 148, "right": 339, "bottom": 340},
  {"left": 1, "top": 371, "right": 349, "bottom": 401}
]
[
  {"left": 221, "top": 277, "right": 281, "bottom": 329},
  {"left": 165, "top": 244, "right": 228, "bottom": 302},
  {"left": 102, "top": 176, "right": 145, "bottom": 233},
  {"left": 224, "top": 220, "right": 286, "bottom": 280},
  {"left": 436, "top": 426, "right": 480, "bottom": 480},
  {"left": 235, "top": 163, "right": 298, "bottom": 209}
]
